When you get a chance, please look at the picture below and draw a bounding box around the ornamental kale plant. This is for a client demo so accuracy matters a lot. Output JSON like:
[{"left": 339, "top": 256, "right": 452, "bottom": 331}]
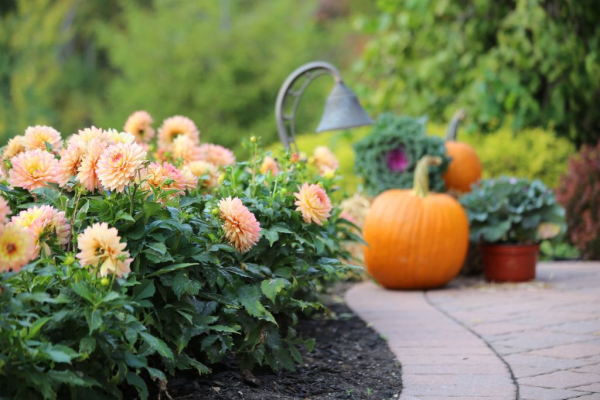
[
  {"left": 460, "top": 177, "right": 566, "bottom": 244},
  {"left": 353, "top": 113, "right": 450, "bottom": 196},
  {"left": 0, "top": 114, "right": 357, "bottom": 398}
]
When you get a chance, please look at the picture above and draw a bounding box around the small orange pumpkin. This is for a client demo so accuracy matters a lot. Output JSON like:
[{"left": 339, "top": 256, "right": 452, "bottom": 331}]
[
  {"left": 362, "top": 156, "right": 469, "bottom": 289},
  {"left": 443, "top": 110, "right": 482, "bottom": 193}
]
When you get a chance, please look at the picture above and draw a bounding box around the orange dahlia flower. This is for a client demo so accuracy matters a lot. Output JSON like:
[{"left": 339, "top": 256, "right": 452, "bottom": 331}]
[
  {"left": 198, "top": 143, "right": 235, "bottom": 167},
  {"left": 96, "top": 141, "right": 147, "bottom": 192},
  {"left": 158, "top": 116, "right": 200, "bottom": 149},
  {"left": 0, "top": 224, "right": 35, "bottom": 272},
  {"left": 124, "top": 110, "right": 155, "bottom": 143},
  {"left": 8, "top": 149, "right": 58, "bottom": 191},
  {"left": 23, "top": 126, "right": 62, "bottom": 153},
  {"left": 76, "top": 222, "right": 132, "bottom": 277}
]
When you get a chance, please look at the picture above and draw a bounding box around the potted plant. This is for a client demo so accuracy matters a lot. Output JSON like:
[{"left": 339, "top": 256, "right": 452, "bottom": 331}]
[{"left": 459, "top": 177, "right": 566, "bottom": 282}]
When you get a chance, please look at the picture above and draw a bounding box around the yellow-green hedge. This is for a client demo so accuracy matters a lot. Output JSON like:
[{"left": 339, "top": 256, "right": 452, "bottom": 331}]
[{"left": 268, "top": 123, "right": 575, "bottom": 193}]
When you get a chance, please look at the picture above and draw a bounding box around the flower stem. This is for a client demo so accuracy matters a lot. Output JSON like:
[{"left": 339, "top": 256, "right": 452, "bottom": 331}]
[{"left": 413, "top": 156, "right": 442, "bottom": 198}]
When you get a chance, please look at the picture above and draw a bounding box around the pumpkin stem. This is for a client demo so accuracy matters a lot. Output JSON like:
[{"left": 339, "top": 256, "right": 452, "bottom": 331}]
[
  {"left": 445, "top": 109, "right": 466, "bottom": 141},
  {"left": 413, "top": 156, "right": 442, "bottom": 197}
]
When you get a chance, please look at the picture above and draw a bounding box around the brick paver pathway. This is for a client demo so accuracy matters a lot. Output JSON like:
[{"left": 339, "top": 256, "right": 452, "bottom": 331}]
[{"left": 345, "top": 262, "right": 600, "bottom": 400}]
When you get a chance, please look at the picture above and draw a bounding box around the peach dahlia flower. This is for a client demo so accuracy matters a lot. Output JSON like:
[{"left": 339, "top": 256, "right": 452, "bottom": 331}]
[
  {"left": 23, "top": 126, "right": 62, "bottom": 153},
  {"left": 56, "top": 144, "right": 85, "bottom": 187},
  {"left": 0, "top": 224, "right": 35, "bottom": 272},
  {"left": 184, "top": 161, "right": 219, "bottom": 188},
  {"left": 2, "top": 136, "right": 26, "bottom": 162},
  {"left": 76, "top": 222, "right": 132, "bottom": 277},
  {"left": 198, "top": 143, "right": 235, "bottom": 167},
  {"left": 218, "top": 197, "right": 261, "bottom": 253},
  {"left": 142, "top": 162, "right": 189, "bottom": 200},
  {"left": 76, "top": 139, "right": 107, "bottom": 193},
  {"left": 260, "top": 156, "right": 279, "bottom": 175},
  {"left": 312, "top": 146, "right": 338, "bottom": 175},
  {"left": 68, "top": 126, "right": 111, "bottom": 148},
  {"left": 12, "top": 205, "right": 70, "bottom": 255},
  {"left": 0, "top": 197, "right": 11, "bottom": 225},
  {"left": 124, "top": 110, "right": 155, "bottom": 143},
  {"left": 158, "top": 116, "right": 200, "bottom": 149},
  {"left": 8, "top": 149, "right": 58, "bottom": 191},
  {"left": 294, "top": 183, "right": 332, "bottom": 225},
  {"left": 96, "top": 141, "right": 147, "bottom": 192},
  {"left": 172, "top": 135, "right": 202, "bottom": 164}
]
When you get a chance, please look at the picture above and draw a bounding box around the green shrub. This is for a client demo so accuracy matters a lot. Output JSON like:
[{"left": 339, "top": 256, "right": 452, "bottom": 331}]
[
  {"left": 0, "top": 126, "right": 357, "bottom": 397},
  {"left": 353, "top": 113, "right": 449, "bottom": 196},
  {"left": 428, "top": 123, "right": 575, "bottom": 188}
]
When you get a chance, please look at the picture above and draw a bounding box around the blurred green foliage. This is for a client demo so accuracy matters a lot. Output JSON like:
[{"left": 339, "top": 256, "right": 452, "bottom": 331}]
[
  {"left": 0, "top": 0, "right": 358, "bottom": 151},
  {"left": 355, "top": 0, "right": 600, "bottom": 145}
]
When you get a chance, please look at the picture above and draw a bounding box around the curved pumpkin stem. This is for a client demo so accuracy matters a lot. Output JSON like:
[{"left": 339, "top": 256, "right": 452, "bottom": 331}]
[
  {"left": 413, "top": 156, "right": 442, "bottom": 198},
  {"left": 445, "top": 109, "right": 466, "bottom": 141}
]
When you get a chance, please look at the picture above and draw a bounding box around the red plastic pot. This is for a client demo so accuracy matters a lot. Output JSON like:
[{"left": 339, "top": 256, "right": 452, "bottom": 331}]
[{"left": 480, "top": 243, "right": 540, "bottom": 283}]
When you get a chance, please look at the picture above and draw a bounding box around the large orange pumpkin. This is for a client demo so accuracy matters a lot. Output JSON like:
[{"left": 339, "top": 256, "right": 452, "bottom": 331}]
[
  {"left": 362, "top": 156, "right": 469, "bottom": 289},
  {"left": 443, "top": 110, "right": 482, "bottom": 193}
]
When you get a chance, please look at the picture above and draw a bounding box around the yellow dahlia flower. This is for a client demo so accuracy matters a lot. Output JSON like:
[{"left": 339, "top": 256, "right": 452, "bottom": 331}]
[
  {"left": 76, "top": 222, "right": 131, "bottom": 277},
  {"left": 12, "top": 205, "right": 70, "bottom": 255},
  {"left": 184, "top": 161, "right": 219, "bottom": 188}
]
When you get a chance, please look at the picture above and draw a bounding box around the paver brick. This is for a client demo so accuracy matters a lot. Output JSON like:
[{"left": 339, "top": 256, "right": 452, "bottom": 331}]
[
  {"left": 518, "top": 370, "right": 599, "bottom": 389},
  {"left": 573, "top": 382, "right": 600, "bottom": 392},
  {"left": 526, "top": 343, "right": 600, "bottom": 359},
  {"left": 519, "top": 385, "right": 590, "bottom": 400}
]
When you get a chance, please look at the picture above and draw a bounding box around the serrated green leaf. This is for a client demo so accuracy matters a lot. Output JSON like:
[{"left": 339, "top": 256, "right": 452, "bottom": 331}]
[
  {"left": 145, "top": 263, "right": 198, "bottom": 278},
  {"left": 140, "top": 332, "right": 174, "bottom": 360},
  {"left": 260, "top": 279, "right": 286, "bottom": 303}
]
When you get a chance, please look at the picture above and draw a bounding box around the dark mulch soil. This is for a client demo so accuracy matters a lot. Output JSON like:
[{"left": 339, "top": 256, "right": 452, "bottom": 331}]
[{"left": 163, "top": 285, "right": 402, "bottom": 400}]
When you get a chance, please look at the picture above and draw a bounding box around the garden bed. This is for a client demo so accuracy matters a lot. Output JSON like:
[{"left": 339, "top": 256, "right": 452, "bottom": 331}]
[{"left": 165, "top": 285, "right": 402, "bottom": 400}]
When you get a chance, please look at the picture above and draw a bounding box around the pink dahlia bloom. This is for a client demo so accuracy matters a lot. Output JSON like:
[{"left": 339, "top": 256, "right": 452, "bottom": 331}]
[
  {"left": 96, "top": 141, "right": 147, "bottom": 192},
  {"left": 198, "top": 143, "right": 235, "bottom": 167},
  {"left": 294, "top": 183, "right": 332, "bottom": 225},
  {"left": 56, "top": 143, "right": 85, "bottom": 187},
  {"left": 77, "top": 222, "right": 132, "bottom": 277},
  {"left": 23, "top": 126, "right": 62, "bottom": 153},
  {"left": 0, "top": 197, "right": 11, "bottom": 225},
  {"left": 158, "top": 115, "right": 200, "bottom": 149},
  {"left": 12, "top": 205, "right": 70, "bottom": 256},
  {"left": 260, "top": 156, "right": 279, "bottom": 175},
  {"left": 0, "top": 224, "right": 35, "bottom": 272},
  {"left": 124, "top": 110, "right": 155, "bottom": 143},
  {"left": 218, "top": 197, "right": 261, "bottom": 253},
  {"left": 8, "top": 149, "right": 58, "bottom": 191},
  {"left": 313, "top": 146, "right": 339, "bottom": 175},
  {"left": 76, "top": 138, "right": 108, "bottom": 193}
]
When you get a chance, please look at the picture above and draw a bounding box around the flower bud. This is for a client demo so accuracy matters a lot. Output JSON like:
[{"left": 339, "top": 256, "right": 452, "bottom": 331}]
[
  {"left": 100, "top": 277, "right": 110, "bottom": 286},
  {"left": 250, "top": 136, "right": 257, "bottom": 143}
]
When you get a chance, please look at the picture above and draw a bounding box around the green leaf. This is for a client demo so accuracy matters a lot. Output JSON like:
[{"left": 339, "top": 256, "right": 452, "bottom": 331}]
[
  {"left": 71, "top": 283, "right": 95, "bottom": 304},
  {"left": 127, "top": 371, "right": 149, "bottom": 400},
  {"left": 79, "top": 337, "right": 97, "bottom": 355},
  {"left": 84, "top": 308, "right": 103, "bottom": 334},
  {"left": 172, "top": 271, "right": 201, "bottom": 299},
  {"left": 48, "top": 370, "right": 94, "bottom": 387},
  {"left": 25, "top": 317, "right": 50, "bottom": 340},
  {"left": 145, "top": 263, "right": 199, "bottom": 278},
  {"left": 146, "top": 242, "right": 167, "bottom": 255},
  {"left": 263, "top": 230, "right": 279, "bottom": 246},
  {"left": 133, "top": 280, "right": 156, "bottom": 301},
  {"left": 46, "top": 345, "right": 78, "bottom": 364},
  {"left": 140, "top": 332, "right": 174, "bottom": 360},
  {"left": 238, "top": 285, "right": 277, "bottom": 325},
  {"left": 143, "top": 201, "right": 163, "bottom": 220},
  {"left": 260, "top": 279, "right": 286, "bottom": 303}
]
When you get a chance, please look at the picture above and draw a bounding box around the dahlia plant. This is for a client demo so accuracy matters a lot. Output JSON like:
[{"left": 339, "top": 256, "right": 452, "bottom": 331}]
[{"left": 0, "top": 114, "right": 357, "bottom": 399}]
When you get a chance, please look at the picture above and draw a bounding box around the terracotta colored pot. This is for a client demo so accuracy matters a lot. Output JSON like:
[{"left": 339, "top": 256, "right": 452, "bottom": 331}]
[{"left": 480, "top": 243, "right": 540, "bottom": 282}]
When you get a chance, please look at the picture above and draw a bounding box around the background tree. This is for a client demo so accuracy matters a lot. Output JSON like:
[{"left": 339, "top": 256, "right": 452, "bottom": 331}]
[{"left": 355, "top": 0, "right": 600, "bottom": 146}]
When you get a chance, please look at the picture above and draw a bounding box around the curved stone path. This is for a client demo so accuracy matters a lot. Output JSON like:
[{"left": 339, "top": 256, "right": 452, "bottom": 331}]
[{"left": 345, "top": 262, "right": 600, "bottom": 400}]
